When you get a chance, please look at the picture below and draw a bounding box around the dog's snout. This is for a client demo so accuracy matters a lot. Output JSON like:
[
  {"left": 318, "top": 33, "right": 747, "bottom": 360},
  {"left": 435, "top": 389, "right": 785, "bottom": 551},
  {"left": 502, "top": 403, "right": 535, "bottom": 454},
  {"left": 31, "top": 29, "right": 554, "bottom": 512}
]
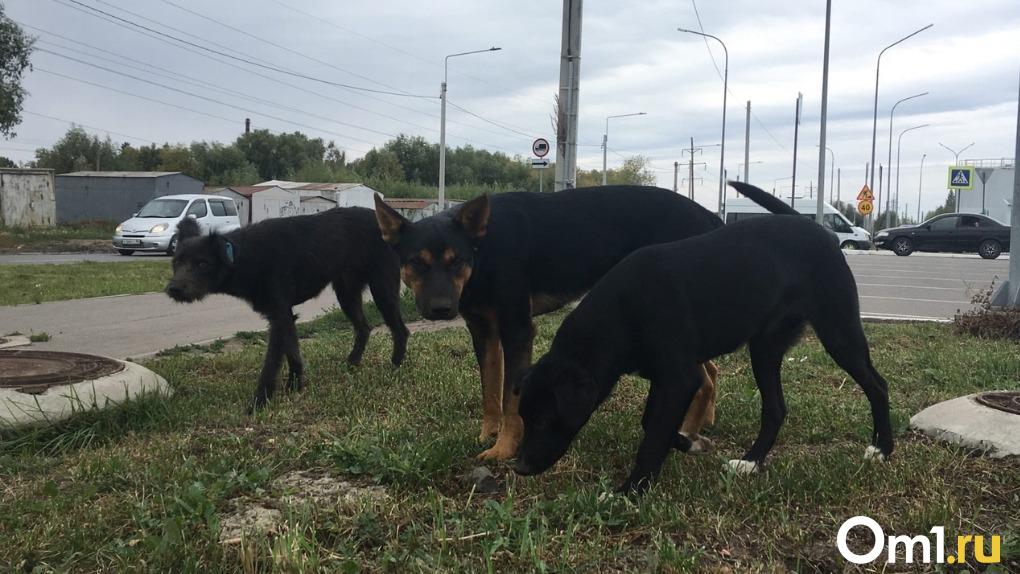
[
  {"left": 428, "top": 297, "right": 455, "bottom": 317},
  {"left": 166, "top": 282, "right": 184, "bottom": 299}
]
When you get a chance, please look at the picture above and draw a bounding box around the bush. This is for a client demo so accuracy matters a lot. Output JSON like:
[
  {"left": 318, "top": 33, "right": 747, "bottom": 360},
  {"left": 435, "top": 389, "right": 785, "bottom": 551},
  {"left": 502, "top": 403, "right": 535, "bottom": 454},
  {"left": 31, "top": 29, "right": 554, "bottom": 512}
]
[{"left": 953, "top": 283, "right": 1020, "bottom": 341}]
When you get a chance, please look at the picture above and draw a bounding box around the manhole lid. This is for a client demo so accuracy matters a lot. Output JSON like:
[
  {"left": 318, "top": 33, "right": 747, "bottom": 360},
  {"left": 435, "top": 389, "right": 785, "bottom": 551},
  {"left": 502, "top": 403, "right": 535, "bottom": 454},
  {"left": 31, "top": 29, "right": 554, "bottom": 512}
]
[
  {"left": 975, "top": 391, "right": 1020, "bottom": 416},
  {"left": 0, "top": 350, "right": 124, "bottom": 394}
]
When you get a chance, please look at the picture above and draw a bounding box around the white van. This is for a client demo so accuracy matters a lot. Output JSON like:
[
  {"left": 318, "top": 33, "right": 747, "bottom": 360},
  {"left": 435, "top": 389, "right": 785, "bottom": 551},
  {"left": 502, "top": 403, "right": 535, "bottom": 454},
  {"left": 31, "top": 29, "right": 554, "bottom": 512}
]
[
  {"left": 723, "top": 197, "right": 872, "bottom": 249},
  {"left": 112, "top": 194, "right": 241, "bottom": 255}
]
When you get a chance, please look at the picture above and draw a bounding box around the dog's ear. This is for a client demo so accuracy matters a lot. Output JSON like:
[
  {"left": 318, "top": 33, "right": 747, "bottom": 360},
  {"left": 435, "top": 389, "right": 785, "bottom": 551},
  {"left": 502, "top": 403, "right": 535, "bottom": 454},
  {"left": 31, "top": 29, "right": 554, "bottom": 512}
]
[
  {"left": 213, "top": 234, "right": 236, "bottom": 266},
  {"left": 374, "top": 194, "right": 408, "bottom": 244},
  {"left": 177, "top": 216, "right": 201, "bottom": 241},
  {"left": 454, "top": 194, "right": 490, "bottom": 239},
  {"left": 551, "top": 361, "right": 598, "bottom": 430}
]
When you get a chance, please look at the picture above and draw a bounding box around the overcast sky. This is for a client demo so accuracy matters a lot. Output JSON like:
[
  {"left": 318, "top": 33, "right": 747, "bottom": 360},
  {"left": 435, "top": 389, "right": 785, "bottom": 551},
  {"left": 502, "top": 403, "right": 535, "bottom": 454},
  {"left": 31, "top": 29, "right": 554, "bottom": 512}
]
[{"left": 4, "top": 0, "right": 1019, "bottom": 215}]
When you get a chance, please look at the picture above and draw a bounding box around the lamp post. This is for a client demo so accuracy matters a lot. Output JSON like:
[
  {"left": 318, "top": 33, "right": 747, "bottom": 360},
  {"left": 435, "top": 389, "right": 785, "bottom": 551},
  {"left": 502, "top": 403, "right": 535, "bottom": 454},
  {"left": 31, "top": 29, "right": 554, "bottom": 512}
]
[
  {"left": 867, "top": 24, "right": 933, "bottom": 223},
  {"left": 895, "top": 124, "right": 929, "bottom": 225},
  {"left": 817, "top": 145, "right": 835, "bottom": 202},
  {"left": 737, "top": 161, "right": 762, "bottom": 182},
  {"left": 938, "top": 141, "right": 975, "bottom": 212},
  {"left": 917, "top": 153, "right": 926, "bottom": 222},
  {"left": 602, "top": 112, "right": 646, "bottom": 185},
  {"left": 440, "top": 47, "right": 501, "bottom": 209},
  {"left": 679, "top": 27, "right": 728, "bottom": 216},
  {"left": 885, "top": 91, "right": 929, "bottom": 215}
]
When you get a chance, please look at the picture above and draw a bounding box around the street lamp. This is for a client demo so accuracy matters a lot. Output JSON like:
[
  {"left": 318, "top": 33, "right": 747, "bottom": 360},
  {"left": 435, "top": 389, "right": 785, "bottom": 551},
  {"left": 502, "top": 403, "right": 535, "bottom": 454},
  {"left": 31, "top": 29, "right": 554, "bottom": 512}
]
[
  {"left": 917, "top": 153, "right": 926, "bottom": 222},
  {"left": 884, "top": 91, "right": 928, "bottom": 214},
  {"left": 895, "top": 124, "right": 929, "bottom": 223},
  {"left": 679, "top": 27, "right": 728, "bottom": 216},
  {"left": 937, "top": 141, "right": 975, "bottom": 212},
  {"left": 602, "top": 112, "right": 646, "bottom": 185},
  {"left": 736, "top": 161, "right": 763, "bottom": 182},
  {"left": 439, "top": 46, "right": 501, "bottom": 209},
  {"left": 867, "top": 24, "right": 933, "bottom": 214},
  {"left": 816, "top": 145, "right": 835, "bottom": 202}
]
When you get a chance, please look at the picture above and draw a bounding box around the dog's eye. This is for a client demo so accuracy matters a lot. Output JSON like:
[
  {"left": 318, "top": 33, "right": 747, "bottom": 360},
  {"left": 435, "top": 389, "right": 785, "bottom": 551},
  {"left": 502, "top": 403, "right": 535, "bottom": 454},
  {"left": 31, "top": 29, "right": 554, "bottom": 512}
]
[
  {"left": 198, "top": 261, "right": 209, "bottom": 270},
  {"left": 409, "top": 257, "right": 428, "bottom": 271},
  {"left": 448, "top": 256, "right": 465, "bottom": 271}
]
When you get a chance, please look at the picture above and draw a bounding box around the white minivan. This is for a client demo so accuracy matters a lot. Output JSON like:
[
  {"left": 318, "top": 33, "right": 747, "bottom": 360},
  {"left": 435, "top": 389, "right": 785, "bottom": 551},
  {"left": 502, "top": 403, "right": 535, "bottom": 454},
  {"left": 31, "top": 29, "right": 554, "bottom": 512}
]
[
  {"left": 112, "top": 194, "right": 241, "bottom": 255},
  {"left": 723, "top": 197, "right": 872, "bottom": 249}
]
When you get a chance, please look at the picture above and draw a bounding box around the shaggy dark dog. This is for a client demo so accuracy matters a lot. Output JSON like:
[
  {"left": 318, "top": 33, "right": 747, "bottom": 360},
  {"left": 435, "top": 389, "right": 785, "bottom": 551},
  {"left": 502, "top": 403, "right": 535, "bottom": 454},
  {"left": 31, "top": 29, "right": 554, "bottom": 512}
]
[
  {"left": 166, "top": 209, "right": 409, "bottom": 411},
  {"left": 514, "top": 182, "right": 893, "bottom": 493}
]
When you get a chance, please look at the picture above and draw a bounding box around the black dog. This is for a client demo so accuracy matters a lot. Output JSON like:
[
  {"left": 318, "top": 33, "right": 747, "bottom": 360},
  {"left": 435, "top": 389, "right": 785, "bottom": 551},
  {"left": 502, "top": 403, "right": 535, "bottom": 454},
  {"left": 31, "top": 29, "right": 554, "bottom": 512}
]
[
  {"left": 514, "top": 181, "right": 893, "bottom": 492},
  {"left": 374, "top": 184, "right": 786, "bottom": 461},
  {"left": 166, "top": 209, "right": 409, "bottom": 410}
]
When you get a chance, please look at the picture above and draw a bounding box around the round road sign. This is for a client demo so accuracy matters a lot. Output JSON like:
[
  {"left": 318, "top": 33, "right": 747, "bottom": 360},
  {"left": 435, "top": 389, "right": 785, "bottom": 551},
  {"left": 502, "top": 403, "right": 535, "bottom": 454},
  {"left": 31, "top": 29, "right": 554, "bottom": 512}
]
[
  {"left": 857, "top": 200, "right": 874, "bottom": 216},
  {"left": 532, "top": 138, "right": 549, "bottom": 158}
]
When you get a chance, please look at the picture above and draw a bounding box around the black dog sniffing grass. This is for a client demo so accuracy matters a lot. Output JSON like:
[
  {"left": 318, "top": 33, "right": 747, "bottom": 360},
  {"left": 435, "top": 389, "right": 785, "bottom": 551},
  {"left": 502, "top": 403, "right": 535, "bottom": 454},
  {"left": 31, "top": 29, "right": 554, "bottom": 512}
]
[
  {"left": 166, "top": 209, "right": 409, "bottom": 411},
  {"left": 513, "top": 181, "right": 893, "bottom": 493}
]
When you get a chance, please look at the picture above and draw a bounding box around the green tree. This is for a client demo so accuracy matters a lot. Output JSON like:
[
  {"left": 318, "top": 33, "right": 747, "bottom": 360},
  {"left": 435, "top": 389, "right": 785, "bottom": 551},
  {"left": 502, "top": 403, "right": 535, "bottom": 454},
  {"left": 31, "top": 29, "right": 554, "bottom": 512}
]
[
  {"left": 0, "top": 3, "right": 34, "bottom": 139},
  {"left": 0, "top": 155, "right": 15, "bottom": 167},
  {"left": 33, "top": 127, "right": 118, "bottom": 173},
  {"left": 923, "top": 192, "right": 957, "bottom": 221},
  {"left": 235, "top": 130, "right": 326, "bottom": 180},
  {"left": 576, "top": 155, "right": 656, "bottom": 187}
]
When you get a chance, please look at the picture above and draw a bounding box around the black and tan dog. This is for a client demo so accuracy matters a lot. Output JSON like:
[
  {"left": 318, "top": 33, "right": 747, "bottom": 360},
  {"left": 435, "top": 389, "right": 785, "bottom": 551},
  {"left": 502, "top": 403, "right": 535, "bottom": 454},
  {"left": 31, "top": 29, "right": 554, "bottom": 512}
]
[
  {"left": 166, "top": 209, "right": 409, "bottom": 411},
  {"left": 513, "top": 181, "right": 893, "bottom": 492},
  {"left": 373, "top": 184, "right": 784, "bottom": 460}
]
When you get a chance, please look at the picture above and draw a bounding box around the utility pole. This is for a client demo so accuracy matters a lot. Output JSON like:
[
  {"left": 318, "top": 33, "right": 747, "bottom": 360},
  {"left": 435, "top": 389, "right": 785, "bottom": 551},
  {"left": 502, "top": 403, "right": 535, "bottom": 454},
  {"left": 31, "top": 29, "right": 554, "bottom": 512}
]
[
  {"left": 878, "top": 164, "right": 884, "bottom": 228},
  {"left": 555, "top": 0, "right": 582, "bottom": 191},
  {"left": 689, "top": 137, "right": 695, "bottom": 199},
  {"left": 673, "top": 161, "right": 679, "bottom": 192},
  {"left": 744, "top": 100, "right": 751, "bottom": 183},
  {"left": 791, "top": 93, "right": 802, "bottom": 210},
  {"left": 991, "top": 69, "right": 1019, "bottom": 308},
  {"left": 815, "top": 0, "right": 831, "bottom": 223},
  {"left": 837, "top": 167, "right": 841, "bottom": 203}
]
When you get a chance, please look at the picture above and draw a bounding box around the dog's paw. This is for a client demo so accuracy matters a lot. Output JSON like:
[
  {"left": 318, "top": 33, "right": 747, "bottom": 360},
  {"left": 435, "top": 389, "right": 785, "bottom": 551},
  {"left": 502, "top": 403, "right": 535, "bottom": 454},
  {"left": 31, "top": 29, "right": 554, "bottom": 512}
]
[
  {"left": 864, "top": 445, "right": 888, "bottom": 462},
  {"left": 724, "top": 459, "right": 759, "bottom": 474},
  {"left": 686, "top": 434, "right": 714, "bottom": 455}
]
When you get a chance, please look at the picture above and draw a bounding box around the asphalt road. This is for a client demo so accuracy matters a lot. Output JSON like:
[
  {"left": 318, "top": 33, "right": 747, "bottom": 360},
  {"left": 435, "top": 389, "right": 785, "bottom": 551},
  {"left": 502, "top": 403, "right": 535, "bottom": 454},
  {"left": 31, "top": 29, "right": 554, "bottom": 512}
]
[
  {"left": 0, "top": 252, "right": 166, "bottom": 265},
  {"left": 845, "top": 251, "right": 1009, "bottom": 321},
  {"left": 0, "top": 251, "right": 1009, "bottom": 359}
]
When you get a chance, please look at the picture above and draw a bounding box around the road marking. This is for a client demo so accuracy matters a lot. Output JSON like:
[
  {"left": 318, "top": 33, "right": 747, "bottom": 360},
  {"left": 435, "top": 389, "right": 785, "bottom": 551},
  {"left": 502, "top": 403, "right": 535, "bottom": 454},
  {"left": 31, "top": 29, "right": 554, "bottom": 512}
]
[
  {"left": 860, "top": 312, "right": 951, "bottom": 323},
  {"left": 858, "top": 295, "right": 972, "bottom": 304},
  {"left": 855, "top": 283, "right": 975, "bottom": 291}
]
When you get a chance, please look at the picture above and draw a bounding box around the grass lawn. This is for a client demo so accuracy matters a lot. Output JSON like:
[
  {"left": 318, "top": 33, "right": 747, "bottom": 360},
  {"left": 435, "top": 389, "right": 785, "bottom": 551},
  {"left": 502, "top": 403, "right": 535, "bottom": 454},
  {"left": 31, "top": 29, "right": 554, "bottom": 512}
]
[
  {"left": 0, "top": 260, "right": 171, "bottom": 305},
  {"left": 0, "top": 222, "right": 114, "bottom": 253},
  {"left": 1, "top": 312, "right": 1018, "bottom": 572}
]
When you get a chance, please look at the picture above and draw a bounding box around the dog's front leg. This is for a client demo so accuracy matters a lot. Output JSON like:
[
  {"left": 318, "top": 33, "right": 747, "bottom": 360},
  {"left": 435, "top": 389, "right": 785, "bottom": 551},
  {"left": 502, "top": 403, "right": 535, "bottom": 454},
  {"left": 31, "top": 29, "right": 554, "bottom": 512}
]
[
  {"left": 249, "top": 316, "right": 288, "bottom": 412},
  {"left": 464, "top": 308, "right": 503, "bottom": 442},
  {"left": 282, "top": 312, "right": 304, "bottom": 392},
  {"left": 622, "top": 371, "right": 702, "bottom": 493},
  {"left": 477, "top": 307, "right": 534, "bottom": 461}
]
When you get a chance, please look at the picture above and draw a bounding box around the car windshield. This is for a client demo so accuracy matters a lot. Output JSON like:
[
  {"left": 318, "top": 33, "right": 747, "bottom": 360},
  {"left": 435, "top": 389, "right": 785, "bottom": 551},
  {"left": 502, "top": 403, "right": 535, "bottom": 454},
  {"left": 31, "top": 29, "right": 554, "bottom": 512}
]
[{"left": 136, "top": 199, "right": 188, "bottom": 218}]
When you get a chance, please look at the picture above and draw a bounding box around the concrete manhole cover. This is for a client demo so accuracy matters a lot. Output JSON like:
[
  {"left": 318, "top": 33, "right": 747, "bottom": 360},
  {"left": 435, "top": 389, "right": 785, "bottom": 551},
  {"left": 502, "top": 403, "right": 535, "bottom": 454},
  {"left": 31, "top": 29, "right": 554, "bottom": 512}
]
[
  {"left": 975, "top": 391, "right": 1020, "bottom": 416},
  {"left": 0, "top": 350, "right": 124, "bottom": 394},
  {"left": 0, "top": 350, "right": 170, "bottom": 429}
]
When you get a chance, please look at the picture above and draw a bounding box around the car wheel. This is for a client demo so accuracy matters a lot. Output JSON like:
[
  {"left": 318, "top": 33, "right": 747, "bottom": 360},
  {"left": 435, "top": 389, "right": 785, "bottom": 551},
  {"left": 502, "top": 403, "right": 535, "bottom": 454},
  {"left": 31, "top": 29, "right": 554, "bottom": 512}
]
[
  {"left": 840, "top": 240, "right": 856, "bottom": 250},
  {"left": 166, "top": 235, "right": 178, "bottom": 255},
  {"left": 978, "top": 239, "right": 1002, "bottom": 260},
  {"left": 892, "top": 237, "right": 913, "bottom": 256},
  {"left": 117, "top": 249, "right": 134, "bottom": 256}
]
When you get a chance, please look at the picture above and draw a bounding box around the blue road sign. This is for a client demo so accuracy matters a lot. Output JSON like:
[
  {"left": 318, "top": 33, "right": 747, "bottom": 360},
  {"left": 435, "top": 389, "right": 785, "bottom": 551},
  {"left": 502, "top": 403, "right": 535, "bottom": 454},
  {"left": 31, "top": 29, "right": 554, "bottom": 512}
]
[{"left": 948, "top": 166, "right": 974, "bottom": 190}]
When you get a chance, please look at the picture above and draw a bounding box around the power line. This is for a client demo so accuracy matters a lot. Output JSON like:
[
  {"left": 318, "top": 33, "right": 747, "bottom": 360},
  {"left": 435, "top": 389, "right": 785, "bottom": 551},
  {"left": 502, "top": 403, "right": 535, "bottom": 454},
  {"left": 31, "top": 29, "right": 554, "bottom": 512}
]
[
  {"left": 34, "top": 48, "right": 392, "bottom": 146},
  {"left": 689, "top": 0, "right": 788, "bottom": 153},
  {"left": 23, "top": 17, "right": 529, "bottom": 153},
  {"left": 446, "top": 100, "right": 536, "bottom": 140},
  {"left": 53, "top": 0, "right": 436, "bottom": 98},
  {"left": 32, "top": 67, "right": 373, "bottom": 156},
  {"left": 23, "top": 110, "right": 156, "bottom": 143}
]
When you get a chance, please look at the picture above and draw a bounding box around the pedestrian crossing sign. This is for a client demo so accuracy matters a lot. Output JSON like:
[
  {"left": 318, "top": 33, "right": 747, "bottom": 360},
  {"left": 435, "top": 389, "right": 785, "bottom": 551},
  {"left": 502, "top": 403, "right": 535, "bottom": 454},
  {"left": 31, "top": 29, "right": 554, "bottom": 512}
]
[{"left": 948, "top": 166, "right": 974, "bottom": 190}]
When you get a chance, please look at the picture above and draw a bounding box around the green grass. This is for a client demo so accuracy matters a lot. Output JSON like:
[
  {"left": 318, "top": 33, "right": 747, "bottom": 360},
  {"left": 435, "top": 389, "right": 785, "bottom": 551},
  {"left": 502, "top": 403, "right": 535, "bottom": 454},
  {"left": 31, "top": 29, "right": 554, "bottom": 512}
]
[
  {"left": 0, "top": 260, "right": 171, "bottom": 305},
  {"left": 1, "top": 315, "right": 1018, "bottom": 572},
  {"left": 0, "top": 221, "right": 115, "bottom": 252}
]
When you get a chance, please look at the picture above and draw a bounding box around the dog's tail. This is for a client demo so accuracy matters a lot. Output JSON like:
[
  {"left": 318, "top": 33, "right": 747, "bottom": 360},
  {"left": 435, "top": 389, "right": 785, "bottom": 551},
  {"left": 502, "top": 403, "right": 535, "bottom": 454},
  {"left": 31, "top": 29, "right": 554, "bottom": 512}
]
[{"left": 727, "top": 181, "right": 798, "bottom": 215}]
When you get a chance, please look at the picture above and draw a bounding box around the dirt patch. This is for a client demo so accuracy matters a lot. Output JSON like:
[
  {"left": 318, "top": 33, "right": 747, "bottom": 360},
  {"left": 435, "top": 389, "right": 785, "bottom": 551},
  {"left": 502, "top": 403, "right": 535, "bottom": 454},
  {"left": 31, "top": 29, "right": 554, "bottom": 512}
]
[
  {"left": 218, "top": 469, "right": 388, "bottom": 544},
  {"left": 0, "top": 239, "right": 113, "bottom": 254},
  {"left": 373, "top": 317, "right": 465, "bottom": 335}
]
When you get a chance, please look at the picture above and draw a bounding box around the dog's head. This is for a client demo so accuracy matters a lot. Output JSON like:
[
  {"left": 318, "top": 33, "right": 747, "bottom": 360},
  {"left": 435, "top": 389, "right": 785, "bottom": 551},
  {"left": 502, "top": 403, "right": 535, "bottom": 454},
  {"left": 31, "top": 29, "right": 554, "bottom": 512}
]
[
  {"left": 513, "top": 354, "right": 600, "bottom": 476},
  {"left": 165, "top": 217, "right": 235, "bottom": 303},
  {"left": 373, "top": 194, "right": 489, "bottom": 320}
]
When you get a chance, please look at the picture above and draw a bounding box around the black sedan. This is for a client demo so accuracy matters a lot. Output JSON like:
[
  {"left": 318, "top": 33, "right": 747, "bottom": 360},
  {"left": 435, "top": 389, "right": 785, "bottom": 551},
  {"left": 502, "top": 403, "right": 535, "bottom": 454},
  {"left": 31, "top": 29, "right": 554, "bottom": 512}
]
[{"left": 874, "top": 213, "right": 1011, "bottom": 259}]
